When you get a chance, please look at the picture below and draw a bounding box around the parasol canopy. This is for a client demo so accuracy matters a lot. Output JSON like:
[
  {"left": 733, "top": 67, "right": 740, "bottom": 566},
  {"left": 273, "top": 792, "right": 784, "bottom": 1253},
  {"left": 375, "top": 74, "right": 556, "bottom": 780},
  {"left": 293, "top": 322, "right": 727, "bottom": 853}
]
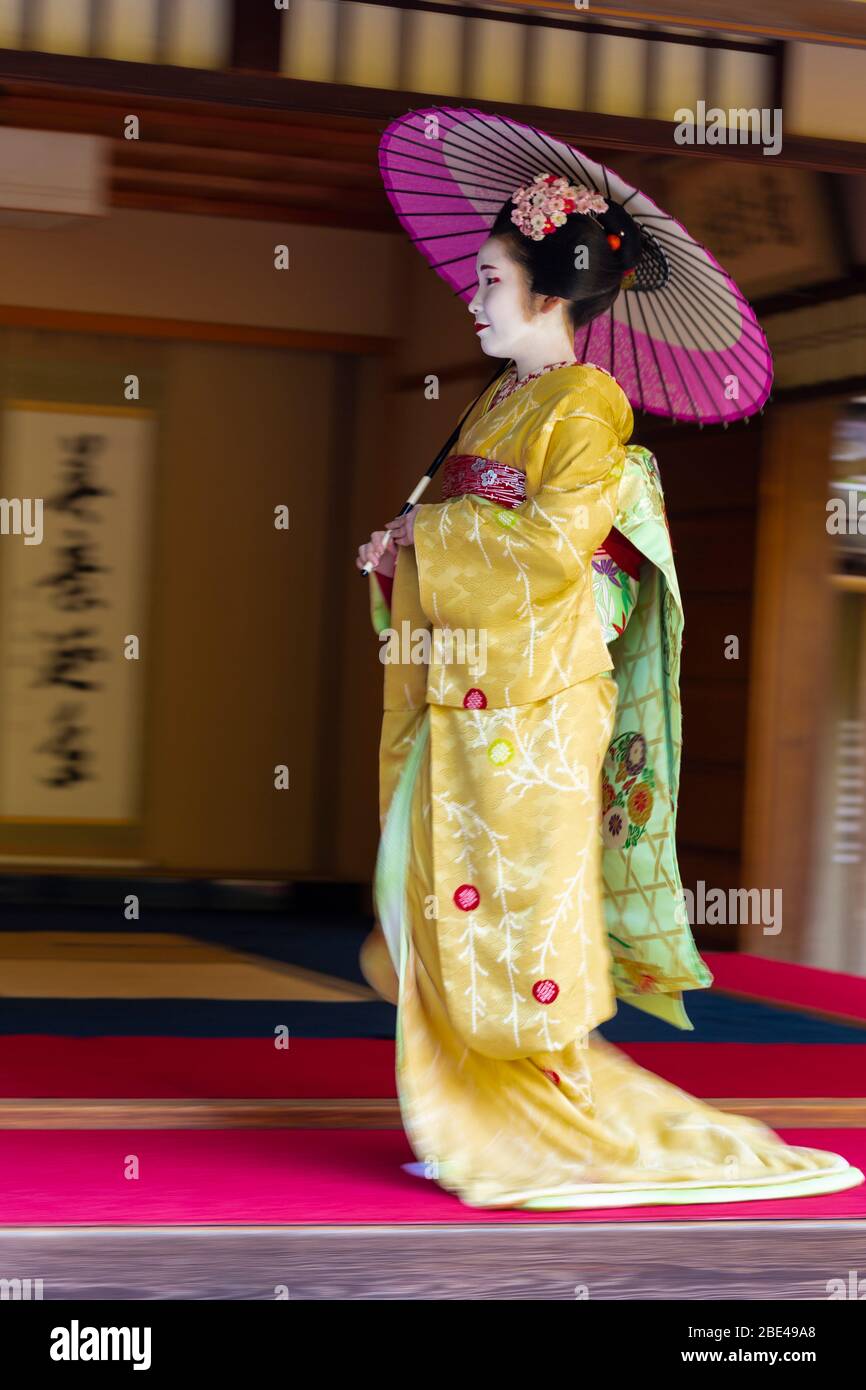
[{"left": 378, "top": 104, "right": 773, "bottom": 426}]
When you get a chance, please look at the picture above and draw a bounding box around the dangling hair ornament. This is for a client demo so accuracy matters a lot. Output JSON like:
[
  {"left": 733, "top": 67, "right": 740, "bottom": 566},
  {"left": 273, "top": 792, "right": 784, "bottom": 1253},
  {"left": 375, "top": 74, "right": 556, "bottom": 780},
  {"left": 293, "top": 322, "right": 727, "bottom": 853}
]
[{"left": 510, "top": 172, "right": 608, "bottom": 241}]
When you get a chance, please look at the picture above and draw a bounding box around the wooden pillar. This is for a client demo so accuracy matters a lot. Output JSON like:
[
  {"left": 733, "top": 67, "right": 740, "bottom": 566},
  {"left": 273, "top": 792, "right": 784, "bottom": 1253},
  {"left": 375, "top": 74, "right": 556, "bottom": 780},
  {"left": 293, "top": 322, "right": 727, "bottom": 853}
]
[{"left": 741, "top": 393, "right": 847, "bottom": 960}]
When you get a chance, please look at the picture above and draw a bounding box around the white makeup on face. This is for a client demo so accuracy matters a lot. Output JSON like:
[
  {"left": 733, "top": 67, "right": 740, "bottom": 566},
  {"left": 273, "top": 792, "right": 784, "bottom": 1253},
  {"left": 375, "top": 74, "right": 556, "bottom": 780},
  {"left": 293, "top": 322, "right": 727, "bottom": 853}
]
[
  {"left": 468, "top": 241, "right": 532, "bottom": 362},
  {"left": 468, "top": 237, "right": 577, "bottom": 381}
]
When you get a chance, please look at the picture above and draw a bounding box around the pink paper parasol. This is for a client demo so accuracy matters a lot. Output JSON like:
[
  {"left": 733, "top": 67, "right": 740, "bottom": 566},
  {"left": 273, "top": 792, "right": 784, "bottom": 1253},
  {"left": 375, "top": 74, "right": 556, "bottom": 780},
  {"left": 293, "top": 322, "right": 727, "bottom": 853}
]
[{"left": 379, "top": 104, "right": 773, "bottom": 426}]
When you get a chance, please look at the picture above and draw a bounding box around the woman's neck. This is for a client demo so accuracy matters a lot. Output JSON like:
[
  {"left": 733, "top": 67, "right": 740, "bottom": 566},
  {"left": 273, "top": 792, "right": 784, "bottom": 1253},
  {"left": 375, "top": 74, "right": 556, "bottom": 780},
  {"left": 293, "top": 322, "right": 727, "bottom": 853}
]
[
  {"left": 513, "top": 338, "right": 578, "bottom": 382},
  {"left": 514, "top": 352, "right": 577, "bottom": 382}
]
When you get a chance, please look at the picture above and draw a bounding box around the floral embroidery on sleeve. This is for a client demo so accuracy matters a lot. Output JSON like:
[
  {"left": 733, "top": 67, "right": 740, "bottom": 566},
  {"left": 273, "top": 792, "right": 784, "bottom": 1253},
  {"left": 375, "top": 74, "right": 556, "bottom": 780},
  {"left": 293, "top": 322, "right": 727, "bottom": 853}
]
[
  {"left": 601, "top": 732, "right": 656, "bottom": 849},
  {"left": 591, "top": 554, "right": 639, "bottom": 642}
]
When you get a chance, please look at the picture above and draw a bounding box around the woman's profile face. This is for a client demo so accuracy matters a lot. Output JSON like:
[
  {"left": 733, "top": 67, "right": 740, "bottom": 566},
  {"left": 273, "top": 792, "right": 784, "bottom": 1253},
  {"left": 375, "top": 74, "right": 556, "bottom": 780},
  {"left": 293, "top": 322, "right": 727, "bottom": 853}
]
[{"left": 468, "top": 236, "right": 550, "bottom": 361}]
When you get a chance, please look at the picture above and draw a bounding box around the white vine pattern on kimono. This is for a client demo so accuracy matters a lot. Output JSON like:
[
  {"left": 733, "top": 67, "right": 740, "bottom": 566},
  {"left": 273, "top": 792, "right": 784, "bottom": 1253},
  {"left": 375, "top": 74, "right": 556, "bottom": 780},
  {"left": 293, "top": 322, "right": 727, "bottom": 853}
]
[
  {"left": 531, "top": 853, "right": 593, "bottom": 976},
  {"left": 498, "top": 532, "right": 538, "bottom": 675},
  {"left": 459, "top": 915, "right": 490, "bottom": 1035},
  {"left": 466, "top": 502, "right": 493, "bottom": 570},
  {"left": 436, "top": 502, "right": 453, "bottom": 547},
  {"left": 525, "top": 485, "right": 585, "bottom": 568},
  {"left": 428, "top": 591, "right": 450, "bottom": 704},
  {"left": 465, "top": 697, "right": 593, "bottom": 799},
  {"left": 433, "top": 790, "right": 538, "bottom": 1049}
]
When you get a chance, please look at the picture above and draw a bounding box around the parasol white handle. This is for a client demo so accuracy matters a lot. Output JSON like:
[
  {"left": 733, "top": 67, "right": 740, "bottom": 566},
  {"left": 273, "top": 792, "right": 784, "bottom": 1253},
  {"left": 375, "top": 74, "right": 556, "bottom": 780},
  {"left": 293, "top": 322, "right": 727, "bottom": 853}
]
[{"left": 360, "top": 473, "right": 435, "bottom": 577}]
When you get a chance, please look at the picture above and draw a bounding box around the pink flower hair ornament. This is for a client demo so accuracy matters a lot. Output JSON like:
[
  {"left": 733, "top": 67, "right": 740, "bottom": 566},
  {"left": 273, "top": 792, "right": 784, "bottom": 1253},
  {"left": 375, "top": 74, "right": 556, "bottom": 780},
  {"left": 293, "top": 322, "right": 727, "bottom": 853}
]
[{"left": 510, "top": 172, "right": 609, "bottom": 241}]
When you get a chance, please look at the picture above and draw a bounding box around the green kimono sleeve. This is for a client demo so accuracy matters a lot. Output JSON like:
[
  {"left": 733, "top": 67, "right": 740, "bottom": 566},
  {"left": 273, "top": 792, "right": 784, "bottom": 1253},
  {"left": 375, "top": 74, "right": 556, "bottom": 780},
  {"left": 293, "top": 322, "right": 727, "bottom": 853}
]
[
  {"left": 369, "top": 567, "right": 392, "bottom": 635},
  {"left": 601, "top": 445, "right": 714, "bottom": 1031}
]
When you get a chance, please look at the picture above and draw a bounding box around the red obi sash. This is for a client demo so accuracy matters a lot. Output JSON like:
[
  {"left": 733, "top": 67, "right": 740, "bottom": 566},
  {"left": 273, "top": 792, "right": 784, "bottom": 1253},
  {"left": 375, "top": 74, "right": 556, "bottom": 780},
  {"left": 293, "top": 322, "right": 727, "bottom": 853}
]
[{"left": 441, "top": 453, "right": 527, "bottom": 508}]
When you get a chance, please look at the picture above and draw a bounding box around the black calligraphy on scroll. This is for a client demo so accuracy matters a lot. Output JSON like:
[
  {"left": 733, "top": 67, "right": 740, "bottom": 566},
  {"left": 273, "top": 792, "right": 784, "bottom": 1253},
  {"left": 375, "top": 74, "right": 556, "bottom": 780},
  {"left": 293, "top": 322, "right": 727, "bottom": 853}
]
[{"left": 34, "top": 433, "right": 114, "bottom": 790}]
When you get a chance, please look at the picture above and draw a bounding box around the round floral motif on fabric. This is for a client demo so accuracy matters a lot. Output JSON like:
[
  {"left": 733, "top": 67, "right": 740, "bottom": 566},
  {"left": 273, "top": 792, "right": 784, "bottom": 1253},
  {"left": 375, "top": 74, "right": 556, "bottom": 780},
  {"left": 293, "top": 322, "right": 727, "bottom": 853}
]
[
  {"left": 602, "top": 804, "right": 628, "bottom": 848},
  {"left": 623, "top": 733, "right": 647, "bottom": 776},
  {"left": 453, "top": 883, "right": 480, "bottom": 911},
  {"left": 616, "top": 960, "right": 666, "bottom": 995},
  {"left": 532, "top": 979, "right": 560, "bottom": 1005},
  {"left": 463, "top": 688, "right": 488, "bottom": 709},
  {"left": 614, "top": 956, "right": 667, "bottom": 1000},
  {"left": 601, "top": 731, "right": 657, "bottom": 849},
  {"left": 487, "top": 737, "right": 515, "bottom": 766},
  {"left": 627, "top": 783, "right": 653, "bottom": 827}
]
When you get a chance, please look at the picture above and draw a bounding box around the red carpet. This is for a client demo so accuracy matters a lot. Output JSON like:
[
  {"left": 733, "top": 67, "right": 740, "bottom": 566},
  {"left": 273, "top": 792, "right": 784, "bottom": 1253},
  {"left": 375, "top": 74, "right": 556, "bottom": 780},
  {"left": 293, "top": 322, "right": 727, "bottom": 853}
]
[
  {"left": 2, "top": 1037, "right": 864, "bottom": 1099},
  {"left": 703, "top": 951, "right": 866, "bottom": 1022},
  {"left": 0, "top": 1036, "right": 396, "bottom": 1098},
  {"left": 0, "top": 1127, "right": 864, "bottom": 1224}
]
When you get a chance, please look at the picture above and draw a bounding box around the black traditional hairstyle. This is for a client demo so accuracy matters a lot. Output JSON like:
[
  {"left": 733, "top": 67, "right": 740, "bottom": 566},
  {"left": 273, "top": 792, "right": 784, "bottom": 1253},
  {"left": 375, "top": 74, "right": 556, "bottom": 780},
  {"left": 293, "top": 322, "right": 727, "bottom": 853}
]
[{"left": 489, "top": 195, "right": 643, "bottom": 332}]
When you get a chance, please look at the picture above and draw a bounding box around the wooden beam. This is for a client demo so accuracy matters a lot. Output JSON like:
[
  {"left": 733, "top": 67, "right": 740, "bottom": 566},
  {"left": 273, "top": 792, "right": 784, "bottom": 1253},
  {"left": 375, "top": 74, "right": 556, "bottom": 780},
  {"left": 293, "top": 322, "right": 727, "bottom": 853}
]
[
  {"left": 110, "top": 140, "right": 381, "bottom": 189},
  {"left": 0, "top": 85, "right": 383, "bottom": 159},
  {"left": 0, "top": 1095, "right": 863, "bottom": 1127},
  {"left": 0, "top": 55, "right": 865, "bottom": 173},
  {"left": 110, "top": 163, "right": 386, "bottom": 216},
  {"left": 330, "top": 0, "right": 780, "bottom": 54},
  {"left": 109, "top": 189, "right": 389, "bottom": 227},
  {"left": 378, "top": 0, "right": 866, "bottom": 48},
  {"left": 0, "top": 304, "right": 396, "bottom": 355}
]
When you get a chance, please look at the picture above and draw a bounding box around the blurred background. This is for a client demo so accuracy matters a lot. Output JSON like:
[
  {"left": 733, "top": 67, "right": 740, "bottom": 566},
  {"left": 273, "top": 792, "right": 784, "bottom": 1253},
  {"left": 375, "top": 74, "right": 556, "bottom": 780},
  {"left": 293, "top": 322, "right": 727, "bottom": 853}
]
[{"left": 0, "top": 0, "right": 865, "bottom": 1043}]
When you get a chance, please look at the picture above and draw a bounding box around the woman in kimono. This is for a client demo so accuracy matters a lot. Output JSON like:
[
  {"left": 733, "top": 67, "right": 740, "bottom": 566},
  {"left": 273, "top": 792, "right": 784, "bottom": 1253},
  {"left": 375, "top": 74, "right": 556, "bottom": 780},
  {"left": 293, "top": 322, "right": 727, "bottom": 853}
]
[{"left": 355, "top": 173, "right": 864, "bottom": 1210}]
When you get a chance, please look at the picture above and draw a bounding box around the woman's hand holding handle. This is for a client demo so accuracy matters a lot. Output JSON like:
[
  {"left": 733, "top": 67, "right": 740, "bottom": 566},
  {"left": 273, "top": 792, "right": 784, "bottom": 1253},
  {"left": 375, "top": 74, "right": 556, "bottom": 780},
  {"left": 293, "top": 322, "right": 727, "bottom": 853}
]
[
  {"left": 357, "top": 506, "right": 419, "bottom": 577},
  {"left": 356, "top": 528, "right": 397, "bottom": 577}
]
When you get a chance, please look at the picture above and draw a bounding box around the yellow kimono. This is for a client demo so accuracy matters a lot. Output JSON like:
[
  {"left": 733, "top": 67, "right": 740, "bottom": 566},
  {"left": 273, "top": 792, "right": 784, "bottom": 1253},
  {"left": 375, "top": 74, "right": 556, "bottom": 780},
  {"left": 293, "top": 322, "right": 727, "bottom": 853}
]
[{"left": 364, "top": 362, "right": 864, "bottom": 1209}]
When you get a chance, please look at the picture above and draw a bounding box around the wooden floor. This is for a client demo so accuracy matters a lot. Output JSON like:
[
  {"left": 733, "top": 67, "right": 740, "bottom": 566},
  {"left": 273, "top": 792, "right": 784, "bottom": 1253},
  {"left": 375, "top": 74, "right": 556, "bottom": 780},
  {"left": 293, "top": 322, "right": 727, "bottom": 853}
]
[
  {"left": 1, "top": 1221, "right": 864, "bottom": 1299},
  {"left": 2, "top": 929, "right": 863, "bottom": 1298},
  {"left": 2, "top": 1096, "right": 864, "bottom": 1127},
  {"left": 0, "top": 931, "right": 374, "bottom": 1001}
]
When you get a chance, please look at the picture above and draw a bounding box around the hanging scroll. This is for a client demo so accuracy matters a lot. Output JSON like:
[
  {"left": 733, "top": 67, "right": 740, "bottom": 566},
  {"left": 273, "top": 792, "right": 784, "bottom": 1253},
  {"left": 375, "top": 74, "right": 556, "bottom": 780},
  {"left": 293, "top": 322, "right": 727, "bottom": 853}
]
[{"left": 0, "top": 401, "right": 154, "bottom": 824}]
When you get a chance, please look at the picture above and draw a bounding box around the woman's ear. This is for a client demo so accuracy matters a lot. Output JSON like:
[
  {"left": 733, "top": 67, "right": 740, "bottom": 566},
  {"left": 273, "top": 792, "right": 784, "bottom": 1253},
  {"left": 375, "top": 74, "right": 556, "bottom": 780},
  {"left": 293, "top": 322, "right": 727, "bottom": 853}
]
[{"left": 540, "top": 294, "right": 566, "bottom": 315}]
